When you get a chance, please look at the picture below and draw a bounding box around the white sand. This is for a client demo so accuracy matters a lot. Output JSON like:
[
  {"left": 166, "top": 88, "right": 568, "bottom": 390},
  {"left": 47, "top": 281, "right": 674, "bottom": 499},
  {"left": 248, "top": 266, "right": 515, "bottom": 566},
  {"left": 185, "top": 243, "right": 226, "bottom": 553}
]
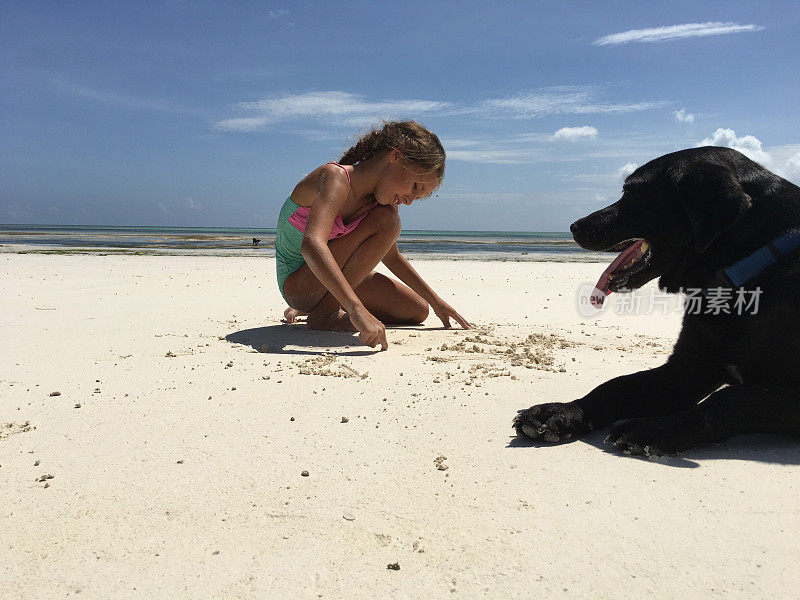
[{"left": 1, "top": 253, "right": 798, "bottom": 599}]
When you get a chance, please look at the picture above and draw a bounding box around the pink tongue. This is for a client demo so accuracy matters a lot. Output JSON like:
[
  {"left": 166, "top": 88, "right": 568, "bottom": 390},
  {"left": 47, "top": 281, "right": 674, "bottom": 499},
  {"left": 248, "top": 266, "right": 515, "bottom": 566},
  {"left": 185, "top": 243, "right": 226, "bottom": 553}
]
[{"left": 590, "top": 240, "right": 647, "bottom": 307}]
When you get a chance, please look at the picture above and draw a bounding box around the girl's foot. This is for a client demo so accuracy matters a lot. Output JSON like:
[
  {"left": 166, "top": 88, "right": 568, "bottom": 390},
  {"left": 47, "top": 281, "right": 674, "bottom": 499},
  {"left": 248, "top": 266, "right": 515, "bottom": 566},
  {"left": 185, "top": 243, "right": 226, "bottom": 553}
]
[
  {"left": 283, "top": 307, "right": 307, "bottom": 323},
  {"left": 306, "top": 309, "right": 357, "bottom": 332}
]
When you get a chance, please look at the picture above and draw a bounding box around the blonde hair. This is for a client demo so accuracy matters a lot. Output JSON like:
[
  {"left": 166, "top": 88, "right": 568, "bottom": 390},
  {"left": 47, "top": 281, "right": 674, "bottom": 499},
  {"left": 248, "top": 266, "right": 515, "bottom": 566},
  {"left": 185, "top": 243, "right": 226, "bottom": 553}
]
[{"left": 340, "top": 121, "right": 446, "bottom": 184}]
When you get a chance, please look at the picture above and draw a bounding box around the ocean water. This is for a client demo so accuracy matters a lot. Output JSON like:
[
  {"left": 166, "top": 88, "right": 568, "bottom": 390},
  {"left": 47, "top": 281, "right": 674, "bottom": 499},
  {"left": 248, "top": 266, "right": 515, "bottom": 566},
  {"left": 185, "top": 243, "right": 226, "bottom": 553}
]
[{"left": 0, "top": 224, "right": 610, "bottom": 262}]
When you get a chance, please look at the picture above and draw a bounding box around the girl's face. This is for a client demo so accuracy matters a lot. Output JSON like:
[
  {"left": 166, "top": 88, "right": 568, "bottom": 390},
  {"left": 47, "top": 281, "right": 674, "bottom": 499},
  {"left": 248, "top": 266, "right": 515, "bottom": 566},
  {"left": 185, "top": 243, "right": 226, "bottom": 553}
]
[{"left": 375, "top": 150, "right": 441, "bottom": 207}]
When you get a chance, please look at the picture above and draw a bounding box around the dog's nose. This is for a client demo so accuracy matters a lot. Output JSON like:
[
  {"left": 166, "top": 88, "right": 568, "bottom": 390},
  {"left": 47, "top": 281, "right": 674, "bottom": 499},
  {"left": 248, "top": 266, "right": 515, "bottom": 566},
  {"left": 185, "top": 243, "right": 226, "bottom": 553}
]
[{"left": 570, "top": 219, "right": 591, "bottom": 247}]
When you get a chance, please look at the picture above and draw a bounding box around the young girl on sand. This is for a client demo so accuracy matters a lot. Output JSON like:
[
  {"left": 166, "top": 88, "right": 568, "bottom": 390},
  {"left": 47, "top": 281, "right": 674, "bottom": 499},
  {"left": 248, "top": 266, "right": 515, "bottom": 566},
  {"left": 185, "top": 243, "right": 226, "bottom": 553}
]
[{"left": 276, "top": 120, "right": 471, "bottom": 350}]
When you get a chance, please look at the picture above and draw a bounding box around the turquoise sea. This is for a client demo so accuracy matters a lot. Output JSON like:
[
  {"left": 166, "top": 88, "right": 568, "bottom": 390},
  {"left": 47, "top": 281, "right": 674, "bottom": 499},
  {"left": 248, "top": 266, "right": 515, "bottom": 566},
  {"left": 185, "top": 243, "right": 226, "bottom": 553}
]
[{"left": 0, "top": 225, "right": 609, "bottom": 262}]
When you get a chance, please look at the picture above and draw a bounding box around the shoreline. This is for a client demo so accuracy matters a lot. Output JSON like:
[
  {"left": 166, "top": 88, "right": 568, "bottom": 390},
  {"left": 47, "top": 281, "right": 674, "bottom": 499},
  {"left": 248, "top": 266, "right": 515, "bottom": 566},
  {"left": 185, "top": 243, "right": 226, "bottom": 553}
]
[
  {"left": 0, "top": 242, "right": 611, "bottom": 262},
  {"left": 0, "top": 226, "right": 606, "bottom": 263}
]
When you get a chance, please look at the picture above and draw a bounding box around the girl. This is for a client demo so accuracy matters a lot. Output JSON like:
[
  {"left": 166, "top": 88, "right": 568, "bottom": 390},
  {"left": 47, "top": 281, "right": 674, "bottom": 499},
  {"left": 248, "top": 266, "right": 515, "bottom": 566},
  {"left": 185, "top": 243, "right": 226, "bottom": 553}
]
[{"left": 276, "top": 120, "right": 471, "bottom": 350}]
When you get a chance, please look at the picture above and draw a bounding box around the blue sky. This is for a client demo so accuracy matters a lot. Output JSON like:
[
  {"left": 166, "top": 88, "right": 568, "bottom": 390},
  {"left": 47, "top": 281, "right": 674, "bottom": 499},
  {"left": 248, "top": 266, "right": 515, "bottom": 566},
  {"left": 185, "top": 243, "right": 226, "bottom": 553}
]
[{"left": 2, "top": 1, "right": 799, "bottom": 231}]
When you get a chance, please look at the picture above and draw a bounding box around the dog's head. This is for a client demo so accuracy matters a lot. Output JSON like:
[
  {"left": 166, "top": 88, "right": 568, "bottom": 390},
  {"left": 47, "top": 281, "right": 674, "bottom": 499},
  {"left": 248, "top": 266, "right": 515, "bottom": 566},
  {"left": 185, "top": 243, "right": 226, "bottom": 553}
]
[{"left": 571, "top": 147, "right": 756, "bottom": 295}]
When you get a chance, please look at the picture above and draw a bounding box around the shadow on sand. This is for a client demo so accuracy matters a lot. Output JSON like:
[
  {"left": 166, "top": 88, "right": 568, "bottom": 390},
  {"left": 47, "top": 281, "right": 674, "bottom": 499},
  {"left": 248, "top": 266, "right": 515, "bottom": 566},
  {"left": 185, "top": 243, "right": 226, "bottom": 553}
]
[
  {"left": 226, "top": 324, "right": 366, "bottom": 357},
  {"left": 225, "top": 322, "right": 446, "bottom": 357},
  {"left": 507, "top": 428, "right": 800, "bottom": 468}
]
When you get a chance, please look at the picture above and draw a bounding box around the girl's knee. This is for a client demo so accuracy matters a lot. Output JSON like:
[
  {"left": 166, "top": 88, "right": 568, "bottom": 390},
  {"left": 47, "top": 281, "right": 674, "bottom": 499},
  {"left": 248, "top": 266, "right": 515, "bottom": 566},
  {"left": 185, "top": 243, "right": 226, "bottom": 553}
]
[
  {"left": 413, "top": 299, "right": 430, "bottom": 324},
  {"left": 402, "top": 287, "right": 429, "bottom": 323},
  {"left": 366, "top": 204, "right": 401, "bottom": 239}
]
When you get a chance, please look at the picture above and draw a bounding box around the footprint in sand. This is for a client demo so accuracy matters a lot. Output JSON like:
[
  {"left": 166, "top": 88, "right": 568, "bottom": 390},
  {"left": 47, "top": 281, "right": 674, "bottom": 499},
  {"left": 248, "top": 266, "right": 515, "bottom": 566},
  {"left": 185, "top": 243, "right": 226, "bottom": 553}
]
[
  {"left": 0, "top": 421, "right": 35, "bottom": 440},
  {"left": 294, "top": 355, "right": 369, "bottom": 379}
]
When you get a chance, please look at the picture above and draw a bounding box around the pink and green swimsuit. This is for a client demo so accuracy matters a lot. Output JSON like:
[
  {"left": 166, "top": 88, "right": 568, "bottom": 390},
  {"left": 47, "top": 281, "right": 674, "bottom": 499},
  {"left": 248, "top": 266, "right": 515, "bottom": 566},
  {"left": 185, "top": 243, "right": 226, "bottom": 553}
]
[{"left": 275, "top": 163, "right": 376, "bottom": 300}]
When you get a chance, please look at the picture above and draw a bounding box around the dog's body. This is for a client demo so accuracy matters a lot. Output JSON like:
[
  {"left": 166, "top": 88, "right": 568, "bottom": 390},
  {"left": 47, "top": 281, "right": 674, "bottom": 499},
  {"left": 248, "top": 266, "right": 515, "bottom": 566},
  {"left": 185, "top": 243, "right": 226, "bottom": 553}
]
[{"left": 515, "top": 147, "right": 800, "bottom": 456}]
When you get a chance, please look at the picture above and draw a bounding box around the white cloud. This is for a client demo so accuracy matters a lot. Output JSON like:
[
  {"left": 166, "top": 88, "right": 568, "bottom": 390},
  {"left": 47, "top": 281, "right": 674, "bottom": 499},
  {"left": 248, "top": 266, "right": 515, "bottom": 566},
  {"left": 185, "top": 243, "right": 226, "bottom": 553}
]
[
  {"left": 446, "top": 149, "right": 534, "bottom": 164},
  {"left": 55, "top": 79, "right": 206, "bottom": 116},
  {"left": 674, "top": 109, "right": 694, "bottom": 124},
  {"left": 783, "top": 152, "right": 800, "bottom": 180},
  {"left": 439, "top": 189, "right": 602, "bottom": 207},
  {"left": 691, "top": 138, "right": 800, "bottom": 183},
  {"left": 290, "top": 128, "right": 345, "bottom": 142},
  {"left": 215, "top": 117, "right": 271, "bottom": 131},
  {"left": 593, "top": 22, "right": 764, "bottom": 46},
  {"left": 699, "top": 128, "right": 771, "bottom": 166},
  {"left": 478, "top": 87, "right": 666, "bottom": 118},
  {"left": 441, "top": 134, "right": 545, "bottom": 163},
  {"left": 215, "top": 91, "right": 451, "bottom": 131},
  {"left": 216, "top": 88, "right": 667, "bottom": 131},
  {"left": 759, "top": 144, "right": 800, "bottom": 181},
  {"left": 269, "top": 9, "right": 289, "bottom": 19},
  {"left": 185, "top": 197, "right": 203, "bottom": 211},
  {"left": 509, "top": 132, "right": 553, "bottom": 144},
  {"left": 235, "top": 92, "right": 449, "bottom": 117},
  {"left": 441, "top": 138, "right": 480, "bottom": 149},
  {"left": 438, "top": 191, "right": 533, "bottom": 204},
  {"left": 615, "top": 163, "right": 638, "bottom": 180},
  {"left": 553, "top": 126, "right": 598, "bottom": 142},
  {"left": 442, "top": 131, "right": 674, "bottom": 166}
]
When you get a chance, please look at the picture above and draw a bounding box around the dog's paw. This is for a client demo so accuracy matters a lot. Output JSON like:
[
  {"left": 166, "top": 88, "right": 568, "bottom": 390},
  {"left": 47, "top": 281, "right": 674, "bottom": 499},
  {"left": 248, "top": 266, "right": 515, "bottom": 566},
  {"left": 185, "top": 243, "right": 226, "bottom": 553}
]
[
  {"left": 604, "top": 417, "right": 695, "bottom": 458},
  {"left": 513, "top": 402, "right": 591, "bottom": 443}
]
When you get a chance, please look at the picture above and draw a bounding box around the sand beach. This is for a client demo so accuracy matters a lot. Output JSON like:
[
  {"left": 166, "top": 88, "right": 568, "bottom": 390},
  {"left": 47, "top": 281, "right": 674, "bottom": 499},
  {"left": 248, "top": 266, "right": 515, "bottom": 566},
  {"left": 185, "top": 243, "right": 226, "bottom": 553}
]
[{"left": 1, "top": 252, "right": 799, "bottom": 599}]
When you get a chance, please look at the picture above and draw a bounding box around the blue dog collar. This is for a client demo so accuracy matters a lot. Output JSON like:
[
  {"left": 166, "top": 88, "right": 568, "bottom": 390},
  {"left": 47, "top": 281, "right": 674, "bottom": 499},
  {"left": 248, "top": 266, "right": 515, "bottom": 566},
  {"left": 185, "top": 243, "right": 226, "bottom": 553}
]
[{"left": 705, "top": 229, "right": 800, "bottom": 290}]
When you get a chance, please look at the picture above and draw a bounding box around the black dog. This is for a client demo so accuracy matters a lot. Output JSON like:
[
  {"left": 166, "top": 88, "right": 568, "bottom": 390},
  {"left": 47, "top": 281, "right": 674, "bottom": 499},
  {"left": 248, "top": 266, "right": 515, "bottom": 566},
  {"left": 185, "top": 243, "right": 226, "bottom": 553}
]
[{"left": 515, "top": 147, "right": 800, "bottom": 456}]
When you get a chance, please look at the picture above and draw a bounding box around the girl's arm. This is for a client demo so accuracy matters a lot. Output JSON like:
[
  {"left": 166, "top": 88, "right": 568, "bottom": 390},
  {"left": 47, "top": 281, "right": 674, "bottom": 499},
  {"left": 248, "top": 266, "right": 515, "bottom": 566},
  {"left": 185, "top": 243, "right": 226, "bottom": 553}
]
[
  {"left": 300, "top": 168, "right": 362, "bottom": 313},
  {"left": 300, "top": 166, "right": 387, "bottom": 347},
  {"left": 382, "top": 243, "right": 471, "bottom": 329}
]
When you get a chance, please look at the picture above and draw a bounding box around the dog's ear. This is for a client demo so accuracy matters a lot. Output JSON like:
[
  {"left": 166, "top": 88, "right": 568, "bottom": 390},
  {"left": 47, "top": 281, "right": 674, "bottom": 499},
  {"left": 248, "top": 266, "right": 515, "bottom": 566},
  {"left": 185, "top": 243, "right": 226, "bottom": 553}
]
[{"left": 675, "top": 164, "right": 752, "bottom": 253}]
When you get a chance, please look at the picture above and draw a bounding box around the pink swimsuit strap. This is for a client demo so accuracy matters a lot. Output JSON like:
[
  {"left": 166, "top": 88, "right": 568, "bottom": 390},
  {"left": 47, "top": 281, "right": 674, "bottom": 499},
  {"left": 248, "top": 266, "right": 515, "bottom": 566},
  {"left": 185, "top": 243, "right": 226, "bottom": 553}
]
[{"left": 287, "top": 162, "right": 376, "bottom": 240}]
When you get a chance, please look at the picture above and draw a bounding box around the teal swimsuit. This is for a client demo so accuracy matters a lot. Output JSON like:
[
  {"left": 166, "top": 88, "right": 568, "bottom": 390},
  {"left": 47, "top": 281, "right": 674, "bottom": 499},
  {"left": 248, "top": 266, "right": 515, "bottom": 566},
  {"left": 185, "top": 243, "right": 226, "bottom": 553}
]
[
  {"left": 275, "top": 196, "right": 307, "bottom": 302},
  {"left": 275, "top": 163, "right": 375, "bottom": 302}
]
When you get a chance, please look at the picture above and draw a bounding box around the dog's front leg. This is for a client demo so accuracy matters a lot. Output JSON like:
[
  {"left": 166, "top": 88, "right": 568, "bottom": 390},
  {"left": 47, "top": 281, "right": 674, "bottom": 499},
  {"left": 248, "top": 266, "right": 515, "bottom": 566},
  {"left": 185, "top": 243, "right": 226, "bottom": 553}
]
[
  {"left": 606, "top": 384, "right": 800, "bottom": 456},
  {"left": 514, "top": 359, "right": 724, "bottom": 443}
]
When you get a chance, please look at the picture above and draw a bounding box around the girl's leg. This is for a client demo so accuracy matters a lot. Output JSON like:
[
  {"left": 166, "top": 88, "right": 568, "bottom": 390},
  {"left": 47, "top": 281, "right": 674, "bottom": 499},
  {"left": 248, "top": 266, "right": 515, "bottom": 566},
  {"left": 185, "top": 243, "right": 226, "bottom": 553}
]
[
  {"left": 284, "top": 274, "right": 427, "bottom": 325},
  {"left": 283, "top": 205, "right": 409, "bottom": 329},
  {"left": 354, "top": 272, "right": 428, "bottom": 324}
]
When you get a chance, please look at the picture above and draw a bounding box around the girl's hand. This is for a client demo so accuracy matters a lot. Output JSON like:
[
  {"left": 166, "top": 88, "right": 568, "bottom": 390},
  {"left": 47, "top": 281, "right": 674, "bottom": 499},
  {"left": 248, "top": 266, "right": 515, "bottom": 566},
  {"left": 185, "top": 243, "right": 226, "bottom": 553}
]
[
  {"left": 349, "top": 305, "right": 388, "bottom": 351},
  {"left": 432, "top": 298, "right": 471, "bottom": 329}
]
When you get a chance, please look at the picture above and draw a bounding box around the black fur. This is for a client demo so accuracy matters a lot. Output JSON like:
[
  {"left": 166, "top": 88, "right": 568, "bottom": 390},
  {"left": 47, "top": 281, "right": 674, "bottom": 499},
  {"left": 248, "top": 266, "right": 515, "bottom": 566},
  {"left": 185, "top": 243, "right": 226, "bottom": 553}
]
[{"left": 514, "top": 147, "right": 800, "bottom": 456}]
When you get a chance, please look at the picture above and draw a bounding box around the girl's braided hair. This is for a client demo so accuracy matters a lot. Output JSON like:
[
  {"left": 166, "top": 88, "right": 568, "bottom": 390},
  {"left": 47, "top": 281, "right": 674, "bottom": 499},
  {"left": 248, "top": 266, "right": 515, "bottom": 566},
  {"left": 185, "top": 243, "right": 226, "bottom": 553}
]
[{"left": 339, "top": 121, "right": 445, "bottom": 185}]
